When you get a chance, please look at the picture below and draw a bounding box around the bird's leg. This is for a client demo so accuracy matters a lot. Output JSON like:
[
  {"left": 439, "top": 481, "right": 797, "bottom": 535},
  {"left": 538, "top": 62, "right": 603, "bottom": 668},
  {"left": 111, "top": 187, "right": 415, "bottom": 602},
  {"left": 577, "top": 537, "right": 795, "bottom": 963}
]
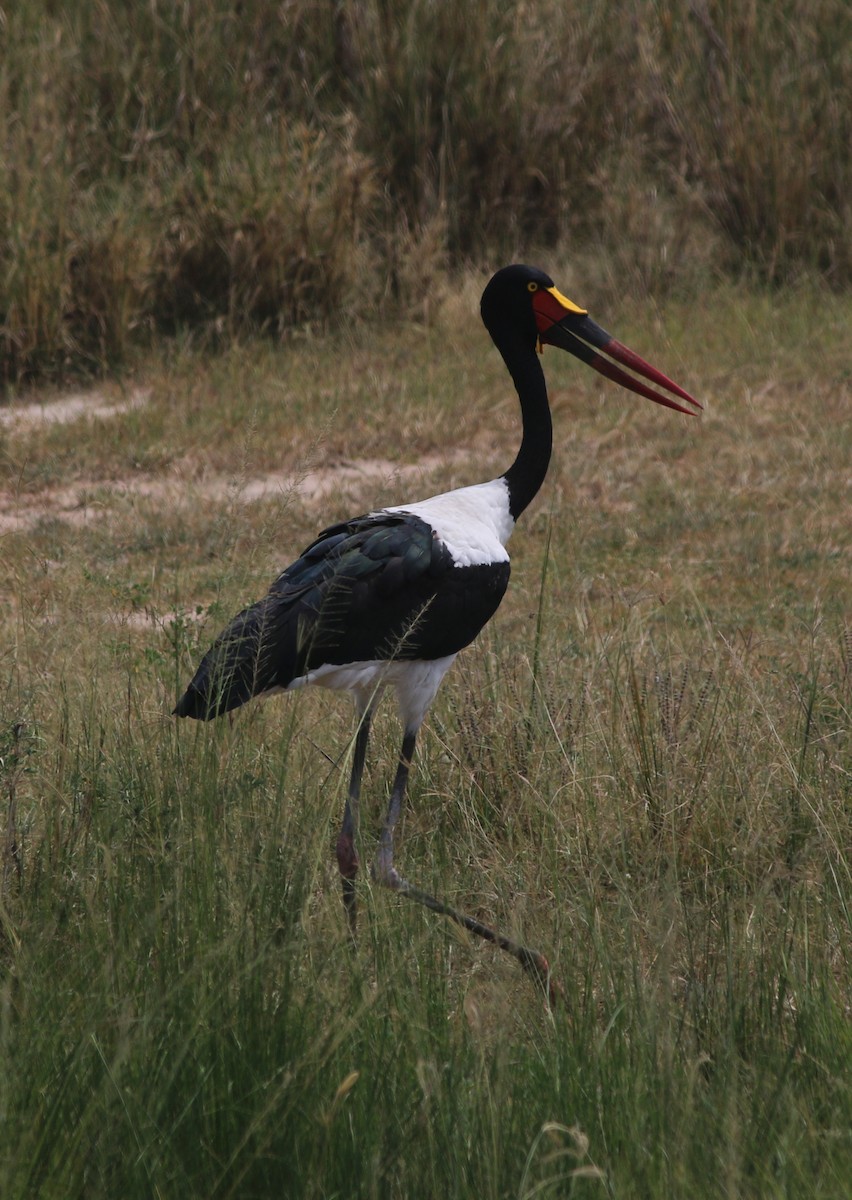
[
  {"left": 372, "top": 730, "right": 417, "bottom": 890},
  {"left": 371, "top": 729, "right": 563, "bottom": 1007},
  {"left": 336, "top": 708, "right": 372, "bottom": 935},
  {"left": 395, "top": 879, "right": 564, "bottom": 1008}
]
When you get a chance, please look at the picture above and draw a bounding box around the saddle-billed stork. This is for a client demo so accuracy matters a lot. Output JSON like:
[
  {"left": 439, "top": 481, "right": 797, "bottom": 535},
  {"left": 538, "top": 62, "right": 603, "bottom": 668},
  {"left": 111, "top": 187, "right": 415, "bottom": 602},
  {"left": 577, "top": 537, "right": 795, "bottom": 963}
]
[{"left": 175, "top": 264, "right": 700, "bottom": 999}]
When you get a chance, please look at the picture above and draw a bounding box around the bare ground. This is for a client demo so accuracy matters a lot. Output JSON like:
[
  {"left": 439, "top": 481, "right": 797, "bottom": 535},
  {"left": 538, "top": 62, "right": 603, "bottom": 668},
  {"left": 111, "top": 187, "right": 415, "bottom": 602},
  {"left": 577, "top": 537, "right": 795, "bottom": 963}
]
[{"left": 0, "top": 386, "right": 478, "bottom": 535}]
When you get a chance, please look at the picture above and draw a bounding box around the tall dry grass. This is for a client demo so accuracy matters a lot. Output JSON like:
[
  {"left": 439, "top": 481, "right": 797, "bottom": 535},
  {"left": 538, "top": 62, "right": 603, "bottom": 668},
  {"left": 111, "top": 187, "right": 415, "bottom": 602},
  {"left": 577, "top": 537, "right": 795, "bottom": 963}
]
[{"left": 1, "top": 0, "right": 850, "bottom": 386}]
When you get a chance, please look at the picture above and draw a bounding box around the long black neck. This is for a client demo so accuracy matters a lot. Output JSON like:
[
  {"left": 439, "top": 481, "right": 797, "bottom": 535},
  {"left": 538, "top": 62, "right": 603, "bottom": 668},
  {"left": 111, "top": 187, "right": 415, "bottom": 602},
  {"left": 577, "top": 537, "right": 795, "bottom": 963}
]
[{"left": 498, "top": 338, "right": 553, "bottom": 521}]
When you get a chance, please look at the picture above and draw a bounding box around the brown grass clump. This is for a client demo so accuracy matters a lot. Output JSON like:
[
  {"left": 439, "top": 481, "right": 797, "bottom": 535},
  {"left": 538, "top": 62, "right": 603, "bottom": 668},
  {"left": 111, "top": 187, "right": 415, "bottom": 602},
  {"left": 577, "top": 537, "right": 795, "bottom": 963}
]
[{"left": 1, "top": 0, "right": 850, "bottom": 386}]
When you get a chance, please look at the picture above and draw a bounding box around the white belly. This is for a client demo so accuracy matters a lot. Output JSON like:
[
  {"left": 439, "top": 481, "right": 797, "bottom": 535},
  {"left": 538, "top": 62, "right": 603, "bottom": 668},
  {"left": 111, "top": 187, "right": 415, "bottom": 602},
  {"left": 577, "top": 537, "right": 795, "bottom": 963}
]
[{"left": 287, "top": 654, "right": 458, "bottom": 731}]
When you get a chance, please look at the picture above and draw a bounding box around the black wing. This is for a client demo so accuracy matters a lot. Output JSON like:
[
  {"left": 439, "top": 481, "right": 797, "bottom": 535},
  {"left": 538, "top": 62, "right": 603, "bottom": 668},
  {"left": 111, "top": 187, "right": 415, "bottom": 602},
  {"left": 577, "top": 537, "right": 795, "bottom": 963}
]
[{"left": 174, "top": 511, "right": 510, "bottom": 720}]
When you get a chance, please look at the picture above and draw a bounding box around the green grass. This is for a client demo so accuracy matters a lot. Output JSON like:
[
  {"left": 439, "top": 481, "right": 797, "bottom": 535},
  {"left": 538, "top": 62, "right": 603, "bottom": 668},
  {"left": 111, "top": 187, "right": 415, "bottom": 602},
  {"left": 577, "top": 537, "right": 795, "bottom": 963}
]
[{"left": 1, "top": 277, "right": 849, "bottom": 1196}]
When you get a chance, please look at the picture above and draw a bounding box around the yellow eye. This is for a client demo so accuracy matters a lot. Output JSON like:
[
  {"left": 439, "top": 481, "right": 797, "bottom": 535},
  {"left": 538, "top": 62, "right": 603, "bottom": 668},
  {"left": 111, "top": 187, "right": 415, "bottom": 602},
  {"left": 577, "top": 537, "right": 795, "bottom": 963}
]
[{"left": 527, "top": 281, "right": 539, "bottom": 292}]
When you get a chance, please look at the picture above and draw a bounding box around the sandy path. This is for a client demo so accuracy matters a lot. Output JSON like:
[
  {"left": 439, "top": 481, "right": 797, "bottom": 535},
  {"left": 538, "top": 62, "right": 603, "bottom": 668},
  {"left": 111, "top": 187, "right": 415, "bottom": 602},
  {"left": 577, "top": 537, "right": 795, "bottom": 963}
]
[{"left": 0, "top": 387, "right": 479, "bottom": 535}]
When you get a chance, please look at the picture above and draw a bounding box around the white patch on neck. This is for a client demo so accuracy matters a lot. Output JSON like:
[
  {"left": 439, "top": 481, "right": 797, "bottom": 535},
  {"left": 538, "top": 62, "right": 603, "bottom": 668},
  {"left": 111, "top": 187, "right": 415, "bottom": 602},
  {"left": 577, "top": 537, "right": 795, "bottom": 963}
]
[{"left": 384, "top": 478, "right": 514, "bottom": 567}]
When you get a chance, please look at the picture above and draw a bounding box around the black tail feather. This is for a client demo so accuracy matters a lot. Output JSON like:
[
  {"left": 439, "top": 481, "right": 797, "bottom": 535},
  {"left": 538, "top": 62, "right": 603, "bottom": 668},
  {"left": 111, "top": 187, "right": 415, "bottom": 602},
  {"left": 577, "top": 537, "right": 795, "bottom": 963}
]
[{"left": 174, "top": 595, "right": 295, "bottom": 720}]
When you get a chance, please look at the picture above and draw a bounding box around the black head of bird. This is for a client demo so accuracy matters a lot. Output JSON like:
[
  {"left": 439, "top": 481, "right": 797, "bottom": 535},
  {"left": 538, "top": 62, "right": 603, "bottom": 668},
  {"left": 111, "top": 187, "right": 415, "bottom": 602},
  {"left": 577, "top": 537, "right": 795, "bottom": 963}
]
[
  {"left": 174, "top": 263, "right": 700, "bottom": 1003},
  {"left": 483, "top": 263, "right": 700, "bottom": 416}
]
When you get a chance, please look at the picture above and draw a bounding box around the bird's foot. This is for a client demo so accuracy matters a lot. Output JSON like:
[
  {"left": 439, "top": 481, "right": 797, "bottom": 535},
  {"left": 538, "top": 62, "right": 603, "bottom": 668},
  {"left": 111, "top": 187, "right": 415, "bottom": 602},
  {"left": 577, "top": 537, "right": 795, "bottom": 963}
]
[
  {"left": 371, "top": 853, "right": 404, "bottom": 891},
  {"left": 516, "top": 947, "right": 566, "bottom": 1009}
]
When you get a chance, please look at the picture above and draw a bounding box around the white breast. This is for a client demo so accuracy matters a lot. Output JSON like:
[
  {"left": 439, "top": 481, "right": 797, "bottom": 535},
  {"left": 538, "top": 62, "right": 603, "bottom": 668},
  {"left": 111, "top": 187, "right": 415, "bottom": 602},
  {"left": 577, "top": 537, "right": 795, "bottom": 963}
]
[{"left": 385, "top": 477, "right": 514, "bottom": 567}]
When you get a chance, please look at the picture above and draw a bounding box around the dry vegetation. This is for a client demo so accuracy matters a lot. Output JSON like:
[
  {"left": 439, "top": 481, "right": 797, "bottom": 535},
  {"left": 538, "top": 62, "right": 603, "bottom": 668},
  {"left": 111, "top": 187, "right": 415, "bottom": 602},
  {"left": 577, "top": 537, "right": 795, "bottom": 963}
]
[
  {"left": 2, "top": 0, "right": 850, "bottom": 385},
  {"left": 0, "top": 3, "right": 850, "bottom": 1197}
]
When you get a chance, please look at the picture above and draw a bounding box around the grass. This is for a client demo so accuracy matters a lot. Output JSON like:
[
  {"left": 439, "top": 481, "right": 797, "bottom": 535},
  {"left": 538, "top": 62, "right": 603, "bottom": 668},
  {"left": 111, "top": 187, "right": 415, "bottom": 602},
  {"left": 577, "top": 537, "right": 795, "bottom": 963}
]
[
  {"left": 0, "top": 275, "right": 850, "bottom": 1196},
  {"left": 2, "top": 0, "right": 851, "bottom": 386}
]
